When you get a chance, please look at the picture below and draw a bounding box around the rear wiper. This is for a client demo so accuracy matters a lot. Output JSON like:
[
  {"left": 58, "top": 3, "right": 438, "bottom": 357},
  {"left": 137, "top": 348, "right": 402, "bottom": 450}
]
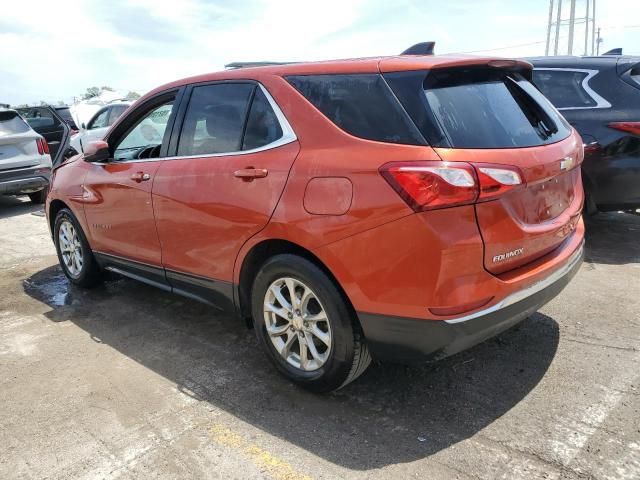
[{"left": 505, "top": 77, "right": 558, "bottom": 138}]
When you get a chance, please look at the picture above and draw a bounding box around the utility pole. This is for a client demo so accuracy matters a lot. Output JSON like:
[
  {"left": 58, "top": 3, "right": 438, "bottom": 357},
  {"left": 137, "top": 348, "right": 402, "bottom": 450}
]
[
  {"left": 591, "top": 0, "right": 596, "bottom": 54},
  {"left": 567, "top": 0, "right": 576, "bottom": 54},
  {"left": 545, "top": 0, "right": 555, "bottom": 56},
  {"left": 546, "top": 0, "right": 597, "bottom": 56},
  {"left": 584, "top": 0, "right": 589, "bottom": 55},
  {"left": 553, "top": 0, "right": 563, "bottom": 55},
  {"left": 596, "top": 27, "right": 602, "bottom": 55}
]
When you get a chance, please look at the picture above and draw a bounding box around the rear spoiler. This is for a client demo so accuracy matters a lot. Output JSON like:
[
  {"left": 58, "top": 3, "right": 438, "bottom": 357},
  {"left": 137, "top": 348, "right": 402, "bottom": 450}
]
[{"left": 400, "top": 42, "right": 436, "bottom": 56}]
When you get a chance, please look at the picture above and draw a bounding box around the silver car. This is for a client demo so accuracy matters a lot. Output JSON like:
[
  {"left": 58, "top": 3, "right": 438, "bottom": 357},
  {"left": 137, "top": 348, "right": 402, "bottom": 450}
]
[{"left": 0, "top": 108, "right": 54, "bottom": 204}]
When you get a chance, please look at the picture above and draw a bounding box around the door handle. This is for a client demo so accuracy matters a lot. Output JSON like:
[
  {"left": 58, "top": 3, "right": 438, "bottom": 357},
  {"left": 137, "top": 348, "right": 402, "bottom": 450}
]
[
  {"left": 131, "top": 171, "right": 151, "bottom": 182},
  {"left": 233, "top": 168, "right": 268, "bottom": 181}
]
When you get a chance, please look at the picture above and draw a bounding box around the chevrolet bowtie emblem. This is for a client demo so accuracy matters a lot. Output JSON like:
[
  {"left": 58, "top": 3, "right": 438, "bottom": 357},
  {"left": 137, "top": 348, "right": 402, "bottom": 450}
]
[{"left": 560, "top": 156, "right": 574, "bottom": 171}]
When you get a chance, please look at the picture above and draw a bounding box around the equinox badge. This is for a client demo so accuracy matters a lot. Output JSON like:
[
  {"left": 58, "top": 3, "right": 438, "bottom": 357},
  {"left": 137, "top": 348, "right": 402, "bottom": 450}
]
[{"left": 493, "top": 248, "right": 524, "bottom": 263}]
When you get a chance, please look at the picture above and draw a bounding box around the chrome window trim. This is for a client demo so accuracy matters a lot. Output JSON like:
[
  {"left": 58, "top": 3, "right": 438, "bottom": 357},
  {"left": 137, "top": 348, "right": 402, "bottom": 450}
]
[
  {"left": 444, "top": 240, "right": 584, "bottom": 325},
  {"left": 107, "top": 83, "right": 297, "bottom": 165},
  {"left": 534, "top": 68, "right": 611, "bottom": 110}
]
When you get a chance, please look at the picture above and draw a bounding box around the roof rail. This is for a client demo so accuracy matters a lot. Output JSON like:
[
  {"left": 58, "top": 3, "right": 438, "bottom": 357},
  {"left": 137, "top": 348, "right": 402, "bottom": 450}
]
[
  {"left": 400, "top": 42, "right": 436, "bottom": 56},
  {"left": 224, "top": 61, "right": 297, "bottom": 69}
]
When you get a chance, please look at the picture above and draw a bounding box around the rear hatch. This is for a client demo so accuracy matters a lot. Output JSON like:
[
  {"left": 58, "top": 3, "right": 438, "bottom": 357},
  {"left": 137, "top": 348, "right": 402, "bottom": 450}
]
[
  {"left": 383, "top": 60, "right": 583, "bottom": 274},
  {"left": 0, "top": 110, "right": 42, "bottom": 170}
]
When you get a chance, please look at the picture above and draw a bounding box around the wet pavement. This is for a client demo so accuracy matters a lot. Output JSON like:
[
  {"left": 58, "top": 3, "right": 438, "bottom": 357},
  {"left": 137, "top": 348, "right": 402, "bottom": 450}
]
[{"left": 1, "top": 195, "right": 639, "bottom": 479}]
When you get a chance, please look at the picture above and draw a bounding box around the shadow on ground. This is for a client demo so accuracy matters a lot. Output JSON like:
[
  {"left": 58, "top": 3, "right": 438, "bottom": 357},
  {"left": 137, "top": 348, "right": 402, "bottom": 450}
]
[
  {"left": 22, "top": 211, "right": 639, "bottom": 469},
  {"left": 584, "top": 212, "right": 640, "bottom": 265},
  {"left": 0, "top": 196, "right": 43, "bottom": 220},
  {"left": 23, "top": 262, "right": 559, "bottom": 470}
]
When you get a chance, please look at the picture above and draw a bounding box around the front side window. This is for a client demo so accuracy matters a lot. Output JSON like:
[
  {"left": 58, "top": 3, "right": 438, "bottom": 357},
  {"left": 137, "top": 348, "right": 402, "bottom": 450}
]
[
  {"left": 88, "top": 109, "right": 110, "bottom": 129},
  {"left": 177, "top": 83, "right": 254, "bottom": 156},
  {"left": 113, "top": 102, "right": 174, "bottom": 160},
  {"left": 532, "top": 69, "right": 597, "bottom": 109}
]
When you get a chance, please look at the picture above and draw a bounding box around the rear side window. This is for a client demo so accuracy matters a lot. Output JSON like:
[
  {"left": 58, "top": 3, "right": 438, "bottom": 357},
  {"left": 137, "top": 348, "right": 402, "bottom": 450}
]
[
  {"left": 242, "top": 88, "right": 283, "bottom": 150},
  {"left": 386, "top": 68, "right": 571, "bottom": 149},
  {"left": 0, "top": 111, "right": 31, "bottom": 135},
  {"left": 177, "top": 83, "right": 254, "bottom": 156},
  {"left": 532, "top": 70, "right": 597, "bottom": 108},
  {"left": 286, "top": 74, "right": 426, "bottom": 146}
]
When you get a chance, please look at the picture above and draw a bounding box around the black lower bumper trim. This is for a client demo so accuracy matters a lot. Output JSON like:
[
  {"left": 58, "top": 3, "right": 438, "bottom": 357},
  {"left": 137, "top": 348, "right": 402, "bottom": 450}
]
[
  {"left": 0, "top": 167, "right": 50, "bottom": 195},
  {"left": 357, "top": 246, "right": 584, "bottom": 364}
]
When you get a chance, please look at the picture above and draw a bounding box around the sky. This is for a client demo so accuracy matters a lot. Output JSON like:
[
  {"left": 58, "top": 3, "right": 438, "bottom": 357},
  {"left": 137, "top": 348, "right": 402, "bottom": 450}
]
[{"left": 1, "top": 0, "right": 639, "bottom": 105}]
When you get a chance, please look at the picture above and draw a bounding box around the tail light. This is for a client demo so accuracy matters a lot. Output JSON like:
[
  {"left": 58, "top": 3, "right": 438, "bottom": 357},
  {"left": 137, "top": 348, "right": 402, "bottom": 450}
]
[
  {"left": 380, "top": 161, "right": 524, "bottom": 211},
  {"left": 475, "top": 164, "right": 523, "bottom": 201},
  {"left": 608, "top": 121, "right": 640, "bottom": 136},
  {"left": 35, "top": 137, "right": 49, "bottom": 155},
  {"left": 380, "top": 161, "right": 477, "bottom": 211}
]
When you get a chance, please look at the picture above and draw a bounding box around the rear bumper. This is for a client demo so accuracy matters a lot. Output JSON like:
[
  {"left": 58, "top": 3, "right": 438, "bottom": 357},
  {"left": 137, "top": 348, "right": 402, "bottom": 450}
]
[
  {"left": 0, "top": 167, "right": 50, "bottom": 195},
  {"left": 358, "top": 241, "right": 584, "bottom": 364}
]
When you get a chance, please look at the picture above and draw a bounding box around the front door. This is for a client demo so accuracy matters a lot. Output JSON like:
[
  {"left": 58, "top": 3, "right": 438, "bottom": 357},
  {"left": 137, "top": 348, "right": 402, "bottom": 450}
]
[
  {"left": 82, "top": 100, "right": 176, "bottom": 269},
  {"left": 152, "top": 82, "right": 299, "bottom": 306}
]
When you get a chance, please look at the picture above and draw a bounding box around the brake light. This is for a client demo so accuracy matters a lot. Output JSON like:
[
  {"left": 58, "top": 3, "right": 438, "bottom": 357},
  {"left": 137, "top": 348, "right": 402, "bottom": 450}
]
[
  {"left": 380, "top": 161, "right": 525, "bottom": 211},
  {"left": 475, "top": 164, "right": 524, "bottom": 201},
  {"left": 380, "top": 161, "right": 478, "bottom": 211},
  {"left": 608, "top": 121, "right": 640, "bottom": 136},
  {"left": 35, "top": 137, "right": 49, "bottom": 155}
]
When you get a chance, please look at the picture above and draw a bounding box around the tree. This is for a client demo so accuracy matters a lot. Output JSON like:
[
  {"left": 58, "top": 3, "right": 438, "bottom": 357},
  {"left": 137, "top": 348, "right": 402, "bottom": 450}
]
[
  {"left": 82, "top": 87, "right": 101, "bottom": 100},
  {"left": 125, "top": 91, "right": 141, "bottom": 100},
  {"left": 39, "top": 100, "right": 48, "bottom": 106}
]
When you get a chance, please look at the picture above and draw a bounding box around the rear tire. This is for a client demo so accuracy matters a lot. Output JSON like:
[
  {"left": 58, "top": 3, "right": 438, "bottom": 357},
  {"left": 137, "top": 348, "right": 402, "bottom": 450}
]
[
  {"left": 251, "top": 254, "right": 371, "bottom": 393},
  {"left": 28, "top": 190, "right": 47, "bottom": 204},
  {"left": 54, "top": 208, "right": 103, "bottom": 288}
]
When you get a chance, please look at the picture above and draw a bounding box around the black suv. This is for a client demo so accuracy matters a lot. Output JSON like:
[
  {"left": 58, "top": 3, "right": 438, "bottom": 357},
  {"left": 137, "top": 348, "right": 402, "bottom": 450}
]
[{"left": 528, "top": 55, "right": 640, "bottom": 212}]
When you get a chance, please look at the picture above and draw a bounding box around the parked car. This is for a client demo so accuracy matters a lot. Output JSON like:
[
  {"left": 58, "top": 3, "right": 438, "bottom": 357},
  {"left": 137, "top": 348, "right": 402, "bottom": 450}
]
[
  {"left": 16, "top": 105, "right": 71, "bottom": 166},
  {"left": 69, "top": 102, "right": 130, "bottom": 154},
  {"left": 528, "top": 54, "right": 640, "bottom": 213},
  {"left": 55, "top": 106, "right": 79, "bottom": 133},
  {"left": 0, "top": 108, "right": 54, "bottom": 203},
  {"left": 46, "top": 50, "right": 585, "bottom": 392}
]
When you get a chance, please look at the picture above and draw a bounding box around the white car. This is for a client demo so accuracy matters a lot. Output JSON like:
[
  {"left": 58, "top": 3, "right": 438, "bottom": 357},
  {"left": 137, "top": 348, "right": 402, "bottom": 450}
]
[
  {"left": 0, "top": 108, "right": 55, "bottom": 203},
  {"left": 70, "top": 102, "right": 130, "bottom": 153}
]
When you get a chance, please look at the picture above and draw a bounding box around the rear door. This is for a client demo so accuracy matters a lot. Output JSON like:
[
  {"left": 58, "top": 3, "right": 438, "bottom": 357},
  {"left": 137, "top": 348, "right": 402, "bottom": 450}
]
[
  {"left": 384, "top": 64, "right": 583, "bottom": 274},
  {"left": 152, "top": 81, "right": 299, "bottom": 303},
  {"left": 16, "top": 106, "right": 69, "bottom": 164}
]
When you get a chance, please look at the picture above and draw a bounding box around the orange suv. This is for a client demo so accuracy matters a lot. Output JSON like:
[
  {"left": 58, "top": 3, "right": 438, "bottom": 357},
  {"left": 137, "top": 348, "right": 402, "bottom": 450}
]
[{"left": 47, "top": 50, "right": 585, "bottom": 392}]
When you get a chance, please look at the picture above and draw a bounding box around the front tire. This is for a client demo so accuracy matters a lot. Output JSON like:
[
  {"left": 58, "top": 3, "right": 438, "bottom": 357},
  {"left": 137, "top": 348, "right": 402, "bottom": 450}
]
[
  {"left": 251, "top": 254, "right": 371, "bottom": 392},
  {"left": 54, "top": 208, "right": 103, "bottom": 288}
]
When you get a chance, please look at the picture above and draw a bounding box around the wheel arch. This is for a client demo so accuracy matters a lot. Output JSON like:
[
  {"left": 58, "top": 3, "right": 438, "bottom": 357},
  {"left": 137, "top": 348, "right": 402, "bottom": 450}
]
[
  {"left": 48, "top": 199, "right": 71, "bottom": 234},
  {"left": 236, "top": 238, "right": 358, "bottom": 329}
]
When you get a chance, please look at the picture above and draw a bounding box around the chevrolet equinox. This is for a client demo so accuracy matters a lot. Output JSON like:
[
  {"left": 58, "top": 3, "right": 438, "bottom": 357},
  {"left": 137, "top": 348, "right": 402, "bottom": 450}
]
[{"left": 46, "top": 52, "right": 585, "bottom": 392}]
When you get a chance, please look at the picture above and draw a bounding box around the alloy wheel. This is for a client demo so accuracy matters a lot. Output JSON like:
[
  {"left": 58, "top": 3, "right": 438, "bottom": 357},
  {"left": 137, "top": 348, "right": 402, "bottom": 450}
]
[
  {"left": 263, "top": 277, "right": 332, "bottom": 371},
  {"left": 58, "top": 219, "right": 83, "bottom": 278}
]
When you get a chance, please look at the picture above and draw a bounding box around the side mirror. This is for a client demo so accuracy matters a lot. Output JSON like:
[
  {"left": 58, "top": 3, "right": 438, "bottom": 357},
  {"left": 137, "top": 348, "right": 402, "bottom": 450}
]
[{"left": 84, "top": 140, "right": 110, "bottom": 163}]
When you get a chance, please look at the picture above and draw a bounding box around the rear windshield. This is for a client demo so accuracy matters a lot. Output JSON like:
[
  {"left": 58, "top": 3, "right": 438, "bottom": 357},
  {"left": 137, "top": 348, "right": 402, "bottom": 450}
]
[
  {"left": 0, "top": 111, "right": 31, "bottom": 136},
  {"left": 386, "top": 68, "right": 572, "bottom": 149}
]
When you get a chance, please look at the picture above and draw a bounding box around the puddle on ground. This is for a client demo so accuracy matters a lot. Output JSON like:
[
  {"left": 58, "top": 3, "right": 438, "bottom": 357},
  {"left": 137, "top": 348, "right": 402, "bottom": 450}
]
[{"left": 23, "top": 269, "right": 75, "bottom": 307}]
